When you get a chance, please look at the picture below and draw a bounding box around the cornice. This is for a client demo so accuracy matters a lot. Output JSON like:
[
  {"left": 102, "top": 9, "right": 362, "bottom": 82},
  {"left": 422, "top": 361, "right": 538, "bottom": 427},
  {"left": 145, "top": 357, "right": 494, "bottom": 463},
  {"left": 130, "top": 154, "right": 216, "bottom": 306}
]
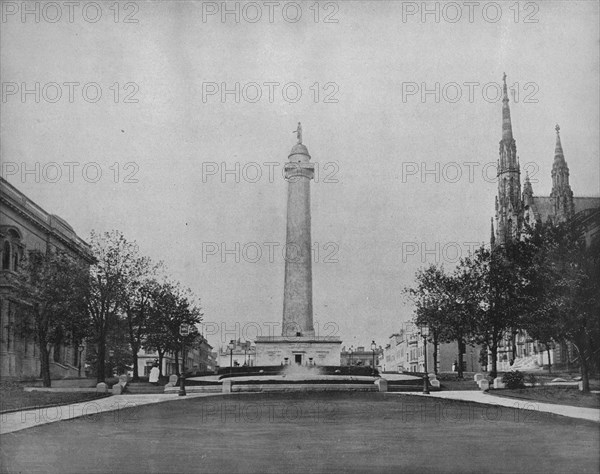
[{"left": 0, "top": 193, "right": 93, "bottom": 263}]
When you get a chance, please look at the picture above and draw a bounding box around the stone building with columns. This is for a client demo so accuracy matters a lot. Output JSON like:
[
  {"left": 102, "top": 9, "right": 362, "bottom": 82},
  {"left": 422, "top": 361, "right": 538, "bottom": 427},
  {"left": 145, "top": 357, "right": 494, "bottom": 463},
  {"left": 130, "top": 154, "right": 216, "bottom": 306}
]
[
  {"left": 491, "top": 74, "right": 600, "bottom": 371},
  {"left": 0, "top": 177, "right": 94, "bottom": 380}
]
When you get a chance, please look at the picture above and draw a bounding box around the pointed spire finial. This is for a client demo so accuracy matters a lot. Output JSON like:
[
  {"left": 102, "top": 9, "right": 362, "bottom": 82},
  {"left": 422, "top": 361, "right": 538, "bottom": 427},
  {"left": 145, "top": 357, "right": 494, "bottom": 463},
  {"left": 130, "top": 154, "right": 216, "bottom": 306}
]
[
  {"left": 501, "top": 72, "right": 513, "bottom": 140},
  {"left": 554, "top": 124, "right": 565, "bottom": 162},
  {"left": 554, "top": 124, "right": 564, "bottom": 159}
]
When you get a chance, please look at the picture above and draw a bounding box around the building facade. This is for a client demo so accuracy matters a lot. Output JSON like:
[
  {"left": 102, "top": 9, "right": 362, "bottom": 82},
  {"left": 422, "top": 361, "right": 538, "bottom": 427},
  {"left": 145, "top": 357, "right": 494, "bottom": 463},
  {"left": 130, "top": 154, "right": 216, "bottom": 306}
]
[
  {"left": 382, "top": 324, "right": 484, "bottom": 374},
  {"left": 0, "top": 177, "right": 94, "bottom": 380},
  {"left": 136, "top": 334, "right": 215, "bottom": 377},
  {"left": 492, "top": 74, "right": 600, "bottom": 370},
  {"left": 340, "top": 345, "right": 383, "bottom": 370}
]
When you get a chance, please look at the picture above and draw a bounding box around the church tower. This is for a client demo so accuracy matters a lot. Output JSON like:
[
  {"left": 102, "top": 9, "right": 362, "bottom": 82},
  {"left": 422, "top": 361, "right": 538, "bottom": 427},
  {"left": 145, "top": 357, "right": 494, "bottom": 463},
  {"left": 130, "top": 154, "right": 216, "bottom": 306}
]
[
  {"left": 549, "top": 125, "right": 575, "bottom": 221},
  {"left": 494, "top": 73, "right": 522, "bottom": 245},
  {"left": 521, "top": 172, "right": 537, "bottom": 229}
]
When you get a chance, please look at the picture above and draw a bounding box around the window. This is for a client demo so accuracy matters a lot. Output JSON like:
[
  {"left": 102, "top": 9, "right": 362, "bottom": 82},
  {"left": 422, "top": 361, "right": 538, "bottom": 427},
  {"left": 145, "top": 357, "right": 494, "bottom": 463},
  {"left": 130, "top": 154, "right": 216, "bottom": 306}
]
[
  {"left": 2, "top": 241, "right": 10, "bottom": 270},
  {"left": 6, "top": 303, "right": 13, "bottom": 351},
  {"left": 12, "top": 249, "right": 19, "bottom": 271},
  {"left": 2, "top": 229, "right": 24, "bottom": 271}
]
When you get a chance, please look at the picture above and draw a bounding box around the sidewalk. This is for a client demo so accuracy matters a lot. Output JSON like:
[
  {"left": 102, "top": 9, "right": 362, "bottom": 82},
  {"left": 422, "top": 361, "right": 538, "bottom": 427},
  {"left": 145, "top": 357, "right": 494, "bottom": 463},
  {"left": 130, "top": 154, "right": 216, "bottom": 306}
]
[
  {"left": 400, "top": 390, "right": 600, "bottom": 423},
  {"left": 0, "top": 393, "right": 216, "bottom": 435}
]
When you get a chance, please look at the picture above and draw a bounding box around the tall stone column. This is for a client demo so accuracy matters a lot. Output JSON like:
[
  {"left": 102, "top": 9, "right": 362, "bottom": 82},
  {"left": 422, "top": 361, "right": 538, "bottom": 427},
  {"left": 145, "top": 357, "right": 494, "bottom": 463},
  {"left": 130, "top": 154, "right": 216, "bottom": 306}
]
[
  {"left": 254, "top": 124, "right": 341, "bottom": 367},
  {"left": 282, "top": 128, "right": 315, "bottom": 338}
]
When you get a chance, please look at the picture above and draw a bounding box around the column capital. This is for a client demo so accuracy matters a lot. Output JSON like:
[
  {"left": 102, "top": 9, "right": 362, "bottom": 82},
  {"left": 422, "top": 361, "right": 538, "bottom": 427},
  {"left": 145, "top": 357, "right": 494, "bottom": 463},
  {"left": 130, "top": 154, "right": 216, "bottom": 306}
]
[{"left": 284, "top": 162, "right": 314, "bottom": 180}]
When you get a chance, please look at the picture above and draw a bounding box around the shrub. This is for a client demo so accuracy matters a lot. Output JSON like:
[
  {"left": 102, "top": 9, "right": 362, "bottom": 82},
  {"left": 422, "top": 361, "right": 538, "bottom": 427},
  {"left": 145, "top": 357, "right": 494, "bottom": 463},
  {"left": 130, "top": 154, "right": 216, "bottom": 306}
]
[
  {"left": 502, "top": 370, "right": 525, "bottom": 389},
  {"left": 526, "top": 373, "right": 537, "bottom": 387}
]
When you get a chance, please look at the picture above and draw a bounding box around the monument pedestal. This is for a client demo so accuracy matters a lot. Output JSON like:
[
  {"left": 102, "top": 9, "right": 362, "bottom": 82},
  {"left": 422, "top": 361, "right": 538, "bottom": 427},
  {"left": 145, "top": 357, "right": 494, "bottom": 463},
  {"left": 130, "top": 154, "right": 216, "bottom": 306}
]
[{"left": 255, "top": 336, "right": 341, "bottom": 367}]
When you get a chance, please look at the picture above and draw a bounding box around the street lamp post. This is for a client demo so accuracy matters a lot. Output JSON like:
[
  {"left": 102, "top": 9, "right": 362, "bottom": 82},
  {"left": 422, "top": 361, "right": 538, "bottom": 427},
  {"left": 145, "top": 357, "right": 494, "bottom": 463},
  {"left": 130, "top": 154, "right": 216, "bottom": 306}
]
[
  {"left": 420, "top": 325, "right": 430, "bottom": 394},
  {"left": 78, "top": 343, "right": 85, "bottom": 378},
  {"left": 178, "top": 323, "right": 189, "bottom": 397},
  {"left": 228, "top": 340, "right": 235, "bottom": 374},
  {"left": 371, "top": 341, "right": 377, "bottom": 375}
]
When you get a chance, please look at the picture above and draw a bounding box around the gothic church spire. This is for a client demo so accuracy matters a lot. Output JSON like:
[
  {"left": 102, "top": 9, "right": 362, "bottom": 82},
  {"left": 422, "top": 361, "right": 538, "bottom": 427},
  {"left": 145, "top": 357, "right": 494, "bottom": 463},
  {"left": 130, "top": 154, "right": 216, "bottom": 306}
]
[
  {"left": 550, "top": 124, "right": 574, "bottom": 221},
  {"left": 502, "top": 72, "right": 513, "bottom": 141},
  {"left": 495, "top": 73, "right": 522, "bottom": 245}
]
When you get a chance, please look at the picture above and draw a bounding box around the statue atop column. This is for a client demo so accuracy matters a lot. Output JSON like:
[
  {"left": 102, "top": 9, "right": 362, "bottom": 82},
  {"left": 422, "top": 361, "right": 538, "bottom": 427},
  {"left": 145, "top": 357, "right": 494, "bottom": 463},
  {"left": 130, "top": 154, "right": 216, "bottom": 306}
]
[{"left": 293, "top": 122, "right": 302, "bottom": 144}]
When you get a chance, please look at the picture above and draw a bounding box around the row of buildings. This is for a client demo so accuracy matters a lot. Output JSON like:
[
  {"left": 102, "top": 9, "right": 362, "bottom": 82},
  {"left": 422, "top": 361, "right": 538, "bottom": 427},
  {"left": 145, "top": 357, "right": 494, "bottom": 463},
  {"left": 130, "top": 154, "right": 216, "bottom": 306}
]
[
  {"left": 380, "top": 323, "right": 562, "bottom": 375},
  {"left": 381, "top": 325, "right": 483, "bottom": 374},
  {"left": 135, "top": 336, "right": 217, "bottom": 378}
]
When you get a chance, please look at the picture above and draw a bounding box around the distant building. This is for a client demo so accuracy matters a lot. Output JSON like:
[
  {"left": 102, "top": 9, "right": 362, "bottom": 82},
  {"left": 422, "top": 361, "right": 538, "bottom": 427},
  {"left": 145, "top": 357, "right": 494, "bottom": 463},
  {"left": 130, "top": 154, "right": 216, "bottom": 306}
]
[
  {"left": 136, "top": 348, "right": 178, "bottom": 377},
  {"left": 218, "top": 339, "right": 256, "bottom": 369},
  {"left": 340, "top": 345, "right": 383, "bottom": 370},
  {"left": 1, "top": 177, "right": 94, "bottom": 380},
  {"left": 383, "top": 324, "right": 484, "bottom": 374},
  {"left": 136, "top": 334, "right": 214, "bottom": 376}
]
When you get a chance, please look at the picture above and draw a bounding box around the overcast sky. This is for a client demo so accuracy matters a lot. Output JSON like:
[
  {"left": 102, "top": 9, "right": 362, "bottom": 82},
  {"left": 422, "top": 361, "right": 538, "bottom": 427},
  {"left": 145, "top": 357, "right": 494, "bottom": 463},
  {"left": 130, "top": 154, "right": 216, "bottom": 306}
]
[{"left": 2, "top": 0, "right": 599, "bottom": 350}]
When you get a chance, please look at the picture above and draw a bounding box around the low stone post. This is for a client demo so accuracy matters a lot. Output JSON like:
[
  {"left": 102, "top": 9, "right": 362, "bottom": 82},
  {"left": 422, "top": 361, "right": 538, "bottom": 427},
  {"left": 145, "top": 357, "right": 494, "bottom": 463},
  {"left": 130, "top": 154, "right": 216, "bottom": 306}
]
[{"left": 375, "top": 378, "right": 388, "bottom": 392}]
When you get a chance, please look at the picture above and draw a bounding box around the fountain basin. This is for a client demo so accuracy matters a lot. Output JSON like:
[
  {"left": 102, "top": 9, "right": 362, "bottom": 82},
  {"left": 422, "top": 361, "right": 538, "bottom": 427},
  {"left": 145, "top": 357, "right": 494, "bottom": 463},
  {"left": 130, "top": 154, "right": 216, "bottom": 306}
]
[{"left": 164, "top": 370, "right": 431, "bottom": 394}]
